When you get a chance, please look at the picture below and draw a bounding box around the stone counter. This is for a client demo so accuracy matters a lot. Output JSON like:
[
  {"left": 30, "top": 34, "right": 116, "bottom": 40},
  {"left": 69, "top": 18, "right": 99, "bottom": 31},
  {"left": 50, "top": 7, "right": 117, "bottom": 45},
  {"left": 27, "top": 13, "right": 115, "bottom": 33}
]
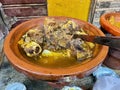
[
  {"left": 0, "top": 56, "right": 55, "bottom": 90},
  {"left": 0, "top": 39, "right": 94, "bottom": 90}
]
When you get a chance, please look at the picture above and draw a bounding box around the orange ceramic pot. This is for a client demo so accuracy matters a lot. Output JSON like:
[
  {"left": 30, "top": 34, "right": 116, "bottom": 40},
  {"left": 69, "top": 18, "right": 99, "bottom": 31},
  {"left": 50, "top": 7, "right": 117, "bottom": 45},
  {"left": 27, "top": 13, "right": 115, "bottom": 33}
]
[
  {"left": 4, "top": 16, "right": 108, "bottom": 81},
  {"left": 100, "top": 12, "right": 120, "bottom": 36},
  {"left": 100, "top": 12, "right": 120, "bottom": 69}
]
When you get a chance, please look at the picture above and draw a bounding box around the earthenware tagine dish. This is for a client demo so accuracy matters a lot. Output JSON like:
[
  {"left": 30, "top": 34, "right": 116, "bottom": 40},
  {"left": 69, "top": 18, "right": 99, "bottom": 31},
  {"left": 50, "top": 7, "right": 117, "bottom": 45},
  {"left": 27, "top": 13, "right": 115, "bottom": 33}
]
[
  {"left": 4, "top": 16, "right": 108, "bottom": 81},
  {"left": 100, "top": 12, "right": 120, "bottom": 36},
  {"left": 100, "top": 12, "right": 120, "bottom": 69}
]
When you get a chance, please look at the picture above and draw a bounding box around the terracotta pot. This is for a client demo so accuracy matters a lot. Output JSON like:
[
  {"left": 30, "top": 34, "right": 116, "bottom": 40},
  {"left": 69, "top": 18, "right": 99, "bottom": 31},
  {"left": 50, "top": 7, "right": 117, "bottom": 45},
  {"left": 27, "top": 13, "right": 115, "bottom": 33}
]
[
  {"left": 103, "top": 48, "right": 120, "bottom": 70},
  {"left": 47, "top": 81, "right": 69, "bottom": 89},
  {"left": 100, "top": 12, "right": 120, "bottom": 69},
  {"left": 4, "top": 16, "right": 109, "bottom": 81},
  {"left": 100, "top": 12, "right": 120, "bottom": 36}
]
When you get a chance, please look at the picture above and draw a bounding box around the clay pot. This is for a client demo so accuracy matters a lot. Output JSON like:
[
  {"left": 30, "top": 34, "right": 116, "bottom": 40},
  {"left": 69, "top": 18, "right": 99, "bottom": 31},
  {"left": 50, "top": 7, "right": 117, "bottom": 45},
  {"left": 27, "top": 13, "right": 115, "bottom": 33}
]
[
  {"left": 100, "top": 12, "right": 120, "bottom": 36},
  {"left": 100, "top": 12, "right": 120, "bottom": 70},
  {"left": 4, "top": 16, "right": 108, "bottom": 81},
  {"left": 47, "top": 81, "right": 69, "bottom": 89},
  {"left": 103, "top": 48, "right": 120, "bottom": 70}
]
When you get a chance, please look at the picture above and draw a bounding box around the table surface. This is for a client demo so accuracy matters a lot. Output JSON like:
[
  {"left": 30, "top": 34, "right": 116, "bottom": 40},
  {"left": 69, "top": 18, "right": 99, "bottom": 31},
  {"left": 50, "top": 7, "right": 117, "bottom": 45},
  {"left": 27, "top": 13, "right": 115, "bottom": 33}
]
[{"left": 0, "top": 38, "right": 95, "bottom": 90}]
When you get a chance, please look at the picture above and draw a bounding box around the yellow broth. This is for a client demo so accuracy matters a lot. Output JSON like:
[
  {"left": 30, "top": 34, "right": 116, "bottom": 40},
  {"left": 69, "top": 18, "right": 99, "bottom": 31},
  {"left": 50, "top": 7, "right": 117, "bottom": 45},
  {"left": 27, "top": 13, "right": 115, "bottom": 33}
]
[
  {"left": 18, "top": 44, "right": 101, "bottom": 68},
  {"left": 108, "top": 16, "right": 120, "bottom": 28}
]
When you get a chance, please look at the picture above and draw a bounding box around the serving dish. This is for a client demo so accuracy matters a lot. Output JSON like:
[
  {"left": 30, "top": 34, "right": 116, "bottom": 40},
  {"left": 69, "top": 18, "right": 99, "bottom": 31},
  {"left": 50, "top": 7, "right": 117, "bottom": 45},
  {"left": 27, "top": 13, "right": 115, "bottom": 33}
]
[
  {"left": 100, "top": 12, "right": 120, "bottom": 36},
  {"left": 100, "top": 12, "right": 120, "bottom": 69},
  {"left": 4, "top": 16, "right": 108, "bottom": 81}
]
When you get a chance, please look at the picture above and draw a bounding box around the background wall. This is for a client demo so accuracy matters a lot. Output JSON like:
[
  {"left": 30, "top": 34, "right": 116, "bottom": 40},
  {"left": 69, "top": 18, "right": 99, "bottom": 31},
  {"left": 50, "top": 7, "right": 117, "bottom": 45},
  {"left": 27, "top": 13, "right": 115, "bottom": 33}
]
[
  {"left": 92, "top": 0, "right": 120, "bottom": 28},
  {"left": 0, "top": 0, "right": 120, "bottom": 28},
  {"left": 0, "top": 0, "right": 47, "bottom": 21}
]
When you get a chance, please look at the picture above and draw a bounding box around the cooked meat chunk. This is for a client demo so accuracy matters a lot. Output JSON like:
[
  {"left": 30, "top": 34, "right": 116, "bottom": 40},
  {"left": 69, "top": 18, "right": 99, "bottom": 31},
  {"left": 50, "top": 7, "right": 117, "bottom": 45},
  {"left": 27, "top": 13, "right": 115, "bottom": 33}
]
[
  {"left": 25, "top": 28, "right": 44, "bottom": 44},
  {"left": 21, "top": 41, "right": 42, "bottom": 57}
]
